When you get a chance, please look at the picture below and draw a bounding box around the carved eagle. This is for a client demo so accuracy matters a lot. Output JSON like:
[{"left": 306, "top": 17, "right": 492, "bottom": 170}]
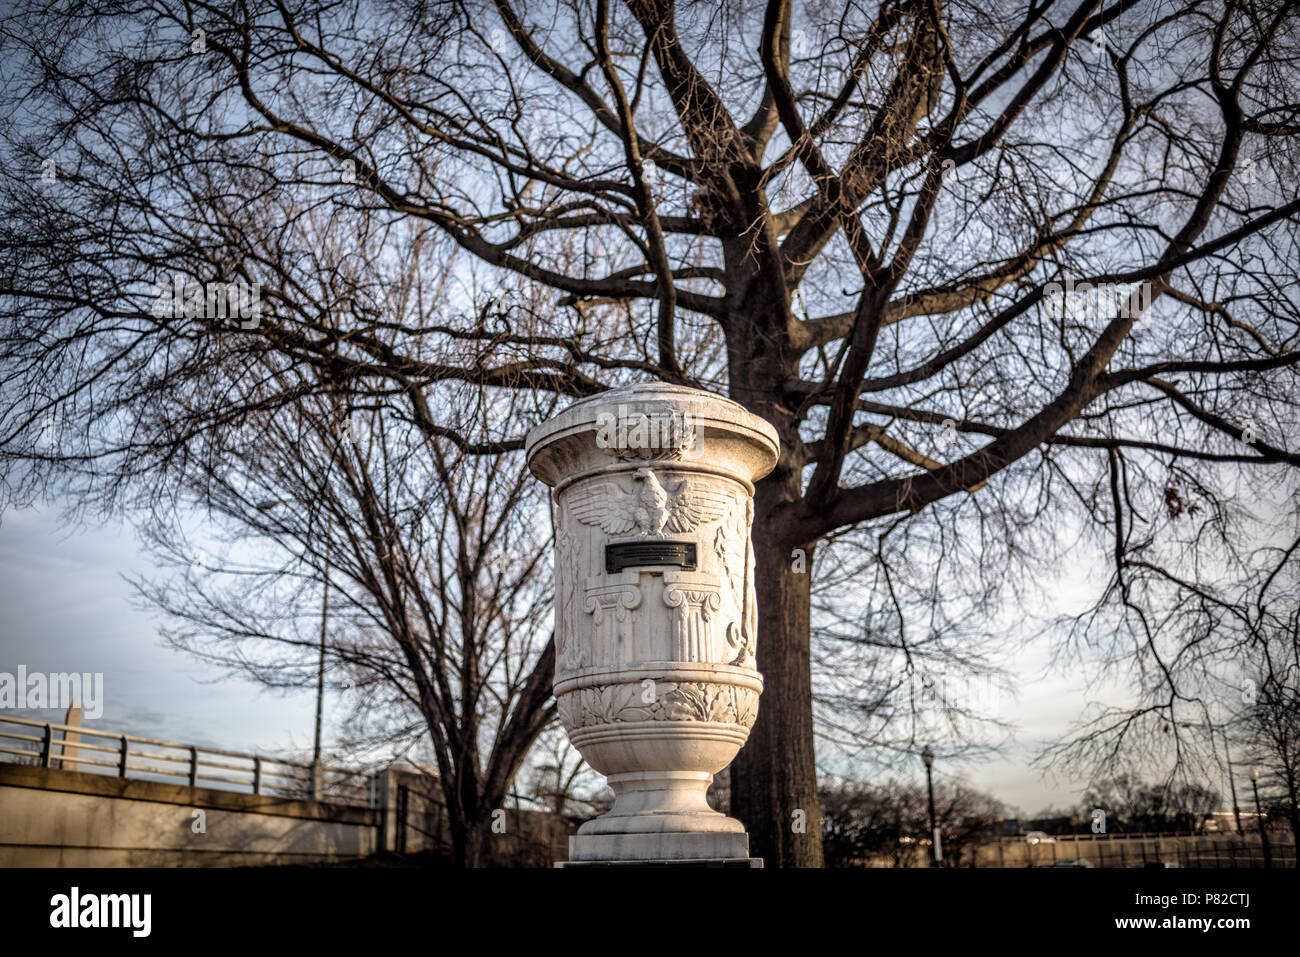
[{"left": 569, "top": 468, "right": 731, "bottom": 537}]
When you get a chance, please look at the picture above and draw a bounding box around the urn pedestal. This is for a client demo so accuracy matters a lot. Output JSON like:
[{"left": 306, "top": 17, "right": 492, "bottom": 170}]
[{"left": 526, "top": 383, "right": 778, "bottom": 864}]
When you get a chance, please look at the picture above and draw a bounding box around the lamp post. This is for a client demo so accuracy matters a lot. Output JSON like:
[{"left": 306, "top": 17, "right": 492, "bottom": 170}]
[
  {"left": 922, "top": 745, "right": 940, "bottom": 867},
  {"left": 1248, "top": 766, "right": 1271, "bottom": 868}
]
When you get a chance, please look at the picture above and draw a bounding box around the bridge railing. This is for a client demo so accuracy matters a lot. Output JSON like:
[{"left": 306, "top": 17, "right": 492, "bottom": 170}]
[{"left": 0, "top": 714, "right": 376, "bottom": 808}]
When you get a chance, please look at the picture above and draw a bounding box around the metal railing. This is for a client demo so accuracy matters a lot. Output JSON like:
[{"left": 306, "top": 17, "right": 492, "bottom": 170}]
[
  {"left": 0, "top": 714, "right": 376, "bottom": 807},
  {"left": 974, "top": 831, "right": 1296, "bottom": 868}
]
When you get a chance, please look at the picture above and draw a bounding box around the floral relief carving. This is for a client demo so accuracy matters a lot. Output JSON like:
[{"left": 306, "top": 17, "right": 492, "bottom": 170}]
[{"left": 558, "top": 681, "right": 759, "bottom": 732}]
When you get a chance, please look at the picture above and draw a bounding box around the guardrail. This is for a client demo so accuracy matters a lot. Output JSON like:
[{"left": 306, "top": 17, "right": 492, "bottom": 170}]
[{"left": 0, "top": 714, "right": 376, "bottom": 807}]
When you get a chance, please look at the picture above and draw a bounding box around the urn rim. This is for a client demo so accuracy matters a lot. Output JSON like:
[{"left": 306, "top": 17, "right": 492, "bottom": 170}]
[{"left": 524, "top": 381, "right": 779, "bottom": 487}]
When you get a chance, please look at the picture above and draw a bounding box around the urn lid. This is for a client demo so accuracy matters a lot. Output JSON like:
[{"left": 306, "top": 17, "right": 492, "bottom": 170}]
[{"left": 526, "top": 382, "right": 779, "bottom": 489}]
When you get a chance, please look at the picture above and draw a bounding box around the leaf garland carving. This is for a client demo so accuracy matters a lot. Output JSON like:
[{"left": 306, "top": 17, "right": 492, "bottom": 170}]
[{"left": 557, "top": 681, "right": 759, "bottom": 732}]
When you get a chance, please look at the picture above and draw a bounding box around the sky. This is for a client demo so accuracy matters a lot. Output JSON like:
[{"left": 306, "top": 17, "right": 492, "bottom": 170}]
[
  {"left": 0, "top": 503, "right": 320, "bottom": 757},
  {"left": 0, "top": 495, "right": 1160, "bottom": 816}
]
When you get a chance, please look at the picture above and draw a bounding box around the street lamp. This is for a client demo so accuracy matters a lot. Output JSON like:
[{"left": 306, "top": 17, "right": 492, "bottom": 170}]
[
  {"left": 921, "top": 745, "right": 941, "bottom": 867},
  {"left": 1248, "top": 766, "right": 1271, "bottom": 868}
]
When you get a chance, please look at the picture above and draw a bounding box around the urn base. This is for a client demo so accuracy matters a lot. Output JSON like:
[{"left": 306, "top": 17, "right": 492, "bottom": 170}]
[
  {"left": 577, "top": 769, "right": 743, "bottom": 835},
  {"left": 565, "top": 830, "right": 753, "bottom": 862}
]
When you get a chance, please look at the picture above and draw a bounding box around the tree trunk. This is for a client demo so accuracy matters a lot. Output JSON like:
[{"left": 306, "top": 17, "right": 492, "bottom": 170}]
[
  {"left": 448, "top": 809, "right": 492, "bottom": 867},
  {"left": 465, "top": 821, "right": 491, "bottom": 867},
  {"left": 444, "top": 765, "right": 492, "bottom": 867},
  {"left": 723, "top": 245, "right": 825, "bottom": 867},
  {"left": 730, "top": 476, "right": 824, "bottom": 866}
]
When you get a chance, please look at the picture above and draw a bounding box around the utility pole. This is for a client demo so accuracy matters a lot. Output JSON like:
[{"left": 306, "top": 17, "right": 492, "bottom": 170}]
[{"left": 312, "top": 532, "right": 329, "bottom": 801}]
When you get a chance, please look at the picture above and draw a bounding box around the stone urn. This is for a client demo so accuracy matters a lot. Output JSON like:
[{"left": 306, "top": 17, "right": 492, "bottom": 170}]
[{"left": 526, "top": 383, "right": 778, "bottom": 863}]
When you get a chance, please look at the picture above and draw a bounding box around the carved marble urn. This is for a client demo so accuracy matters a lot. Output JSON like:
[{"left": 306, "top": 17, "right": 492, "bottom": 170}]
[{"left": 526, "top": 383, "right": 778, "bottom": 863}]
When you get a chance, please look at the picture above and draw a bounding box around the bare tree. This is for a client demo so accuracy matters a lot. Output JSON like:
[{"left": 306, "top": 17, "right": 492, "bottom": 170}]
[
  {"left": 138, "top": 377, "right": 559, "bottom": 865},
  {"left": 1238, "top": 608, "right": 1300, "bottom": 850},
  {"left": 820, "top": 774, "right": 1004, "bottom": 867},
  {"left": 1039, "top": 509, "right": 1299, "bottom": 822},
  {"left": 107, "top": 205, "right": 566, "bottom": 867},
  {"left": 518, "top": 726, "right": 607, "bottom": 824},
  {"left": 2, "top": 0, "right": 1299, "bottom": 866},
  {"left": 1079, "top": 773, "right": 1220, "bottom": 833},
  {"left": 811, "top": 527, "right": 1017, "bottom": 768}
]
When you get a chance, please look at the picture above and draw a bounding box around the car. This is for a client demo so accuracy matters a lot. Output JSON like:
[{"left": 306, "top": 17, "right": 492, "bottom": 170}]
[
  {"left": 1024, "top": 831, "right": 1057, "bottom": 844},
  {"left": 1046, "top": 859, "right": 1093, "bottom": 868}
]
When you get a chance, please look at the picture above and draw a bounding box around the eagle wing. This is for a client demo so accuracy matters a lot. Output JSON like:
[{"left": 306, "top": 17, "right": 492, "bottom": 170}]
[
  {"left": 663, "top": 481, "right": 732, "bottom": 532},
  {"left": 567, "top": 480, "right": 637, "bottom": 534}
]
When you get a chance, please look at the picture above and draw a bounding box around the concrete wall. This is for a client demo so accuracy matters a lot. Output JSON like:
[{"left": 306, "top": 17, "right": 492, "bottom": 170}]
[
  {"left": 0, "top": 762, "right": 379, "bottom": 866},
  {"left": 380, "top": 766, "right": 574, "bottom": 866}
]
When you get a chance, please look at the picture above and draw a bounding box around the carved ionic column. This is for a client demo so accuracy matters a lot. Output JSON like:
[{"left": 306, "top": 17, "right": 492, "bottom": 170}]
[
  {"left": 662, "top": 574, "right": 723, "bottom": 663},
  {"left": 582, "top": 575, "right": 643, "bottom": 666},
  {"left": 526, "top": 383, "right": 778, "bottom": 865}
]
